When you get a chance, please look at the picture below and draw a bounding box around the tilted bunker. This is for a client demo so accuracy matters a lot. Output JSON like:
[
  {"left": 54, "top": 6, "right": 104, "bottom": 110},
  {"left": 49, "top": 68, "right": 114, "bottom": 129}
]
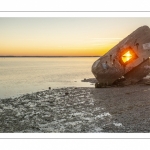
[{"left": 92, "top": 25, "right": 150, "bottom": 86}]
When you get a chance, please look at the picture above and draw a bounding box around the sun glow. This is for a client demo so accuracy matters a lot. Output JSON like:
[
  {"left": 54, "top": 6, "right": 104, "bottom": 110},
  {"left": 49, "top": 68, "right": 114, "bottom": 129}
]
[{"left": 122, "top": 51, "right": 132, "bottom": 63}]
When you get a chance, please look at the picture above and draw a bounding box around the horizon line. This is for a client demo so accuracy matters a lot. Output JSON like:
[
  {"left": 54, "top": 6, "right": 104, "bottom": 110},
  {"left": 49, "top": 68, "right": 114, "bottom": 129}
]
[{"left": 0, "top": 56, "right": 101, "bottom": 57}]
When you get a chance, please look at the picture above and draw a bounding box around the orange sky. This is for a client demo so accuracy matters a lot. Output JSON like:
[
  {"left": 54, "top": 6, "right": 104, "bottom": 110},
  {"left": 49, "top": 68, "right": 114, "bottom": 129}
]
[
  {"left": 0, "top": 43, "right": 116, "bottom": 56},
  {"left": 0, "top": 18, "right": 150, "bottom": 56}
]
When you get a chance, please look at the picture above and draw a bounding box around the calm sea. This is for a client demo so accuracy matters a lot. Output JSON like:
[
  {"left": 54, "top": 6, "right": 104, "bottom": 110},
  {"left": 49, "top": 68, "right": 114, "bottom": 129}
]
[{"left": 0, "top": 57, "right": 98, "bottom": 99}]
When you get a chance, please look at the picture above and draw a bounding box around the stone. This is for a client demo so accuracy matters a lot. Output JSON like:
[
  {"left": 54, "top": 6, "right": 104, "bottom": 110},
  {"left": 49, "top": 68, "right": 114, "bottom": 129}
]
[
  {"left": 145, "top": 80, "right": 150, "bottom": 85},
  {"left": 65, "top": 92, "right": 69, "bottom": 95},
  {"left": 92, "top": 25, "right": 150, "bottom": 85}
]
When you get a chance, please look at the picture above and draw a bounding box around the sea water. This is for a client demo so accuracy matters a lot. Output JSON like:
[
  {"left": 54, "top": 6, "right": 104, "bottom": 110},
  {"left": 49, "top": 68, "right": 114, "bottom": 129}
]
[{"left": 0, "top": 57, "right": 98, "bottom": 98}]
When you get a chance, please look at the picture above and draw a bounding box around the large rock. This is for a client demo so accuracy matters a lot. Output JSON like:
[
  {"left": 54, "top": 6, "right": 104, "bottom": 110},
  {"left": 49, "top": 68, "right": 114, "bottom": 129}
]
[{"left": 92, "top": 25, "right": 150, "bottom": 85}]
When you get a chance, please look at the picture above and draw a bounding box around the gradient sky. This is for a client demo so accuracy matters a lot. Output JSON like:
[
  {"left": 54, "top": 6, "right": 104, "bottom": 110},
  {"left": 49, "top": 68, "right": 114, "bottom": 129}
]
[{"left": 1, "top": 17, "right": 150, "bottom": 56}]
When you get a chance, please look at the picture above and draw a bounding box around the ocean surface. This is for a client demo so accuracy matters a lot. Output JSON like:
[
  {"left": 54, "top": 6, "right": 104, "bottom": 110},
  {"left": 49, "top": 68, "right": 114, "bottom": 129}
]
[{"left": 0, "top": 57, "right": 99, "bottom": 99}]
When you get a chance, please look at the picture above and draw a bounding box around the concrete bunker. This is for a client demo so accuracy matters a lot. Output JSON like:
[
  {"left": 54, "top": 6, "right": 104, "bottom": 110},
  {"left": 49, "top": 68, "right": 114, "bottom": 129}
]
[{"left": 92, "top": 25, "right": 150, "bottom": 87}]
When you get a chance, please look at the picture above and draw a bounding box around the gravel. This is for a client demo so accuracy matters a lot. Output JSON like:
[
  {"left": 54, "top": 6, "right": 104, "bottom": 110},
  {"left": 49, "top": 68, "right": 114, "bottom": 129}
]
[{"left": 0, "top": 81, "right": 150, "bottom": 133}]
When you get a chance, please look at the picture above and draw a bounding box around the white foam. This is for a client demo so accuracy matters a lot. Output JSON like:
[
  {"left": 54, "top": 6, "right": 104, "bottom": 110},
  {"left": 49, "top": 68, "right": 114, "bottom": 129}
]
[
  {"left": 95, "top": 112, "right": 111, "bottom": 119},
  {"left": 113, "top": 122, "right": 123, "bottom": 127}
]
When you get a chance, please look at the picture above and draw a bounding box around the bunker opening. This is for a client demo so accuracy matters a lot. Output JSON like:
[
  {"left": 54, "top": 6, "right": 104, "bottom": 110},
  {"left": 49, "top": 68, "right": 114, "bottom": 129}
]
[{"left": 119, "top": 47, "right": 138, "bottom": 66}]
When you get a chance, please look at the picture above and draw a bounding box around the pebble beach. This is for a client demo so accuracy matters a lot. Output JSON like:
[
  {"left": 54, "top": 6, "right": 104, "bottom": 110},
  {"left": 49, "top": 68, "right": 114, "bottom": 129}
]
[{"left": 1, "top": 76, "right": 150, "bottom": 133}]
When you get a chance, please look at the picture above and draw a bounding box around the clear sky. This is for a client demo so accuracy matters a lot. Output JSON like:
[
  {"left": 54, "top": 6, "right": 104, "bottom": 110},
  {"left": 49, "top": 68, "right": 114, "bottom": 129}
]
[{"left": 1, "top": 17, "right": 150, "bottom": 56}]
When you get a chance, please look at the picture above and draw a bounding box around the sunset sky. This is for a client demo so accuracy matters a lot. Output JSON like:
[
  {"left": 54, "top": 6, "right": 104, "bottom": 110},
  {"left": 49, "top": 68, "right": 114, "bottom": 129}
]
[{"left": 1, "top": 17, "right": 150, "bottom": 56}]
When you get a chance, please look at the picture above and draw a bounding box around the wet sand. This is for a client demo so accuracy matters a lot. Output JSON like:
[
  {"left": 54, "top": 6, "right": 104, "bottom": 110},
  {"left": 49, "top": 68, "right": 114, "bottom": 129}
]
[{"left": 0, "top": 80, "right": 150, "bottom": 133}]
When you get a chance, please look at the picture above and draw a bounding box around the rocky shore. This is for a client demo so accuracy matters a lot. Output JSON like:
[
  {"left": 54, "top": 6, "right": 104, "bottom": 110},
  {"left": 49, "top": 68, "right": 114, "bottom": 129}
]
[{"left": 0, "top": 78, "right": 150, "bottom": 133}]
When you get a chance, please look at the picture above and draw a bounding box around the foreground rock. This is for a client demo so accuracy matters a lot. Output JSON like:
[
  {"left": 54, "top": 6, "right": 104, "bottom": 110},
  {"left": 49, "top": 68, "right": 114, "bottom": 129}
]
[
  {"left": 0, "top": 87, "right": 113, "bottom": 133},
  {"left": 92, "top": 84, "right": 150, "bottom": 132},
  {"left": 0, "top": 83, "right": 150, "bottom": 133}
]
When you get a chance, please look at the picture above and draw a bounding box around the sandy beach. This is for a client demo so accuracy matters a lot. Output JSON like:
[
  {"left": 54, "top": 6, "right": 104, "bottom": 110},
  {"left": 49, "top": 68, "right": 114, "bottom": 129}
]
[{"left": 0, "top": 77, "right": 150, "bottom": 133}]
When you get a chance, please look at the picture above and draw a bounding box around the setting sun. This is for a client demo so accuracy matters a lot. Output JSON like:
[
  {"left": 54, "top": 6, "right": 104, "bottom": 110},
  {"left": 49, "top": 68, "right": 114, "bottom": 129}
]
[{"left": 122, "top": 51, "right": 132, "bottom": 63}]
